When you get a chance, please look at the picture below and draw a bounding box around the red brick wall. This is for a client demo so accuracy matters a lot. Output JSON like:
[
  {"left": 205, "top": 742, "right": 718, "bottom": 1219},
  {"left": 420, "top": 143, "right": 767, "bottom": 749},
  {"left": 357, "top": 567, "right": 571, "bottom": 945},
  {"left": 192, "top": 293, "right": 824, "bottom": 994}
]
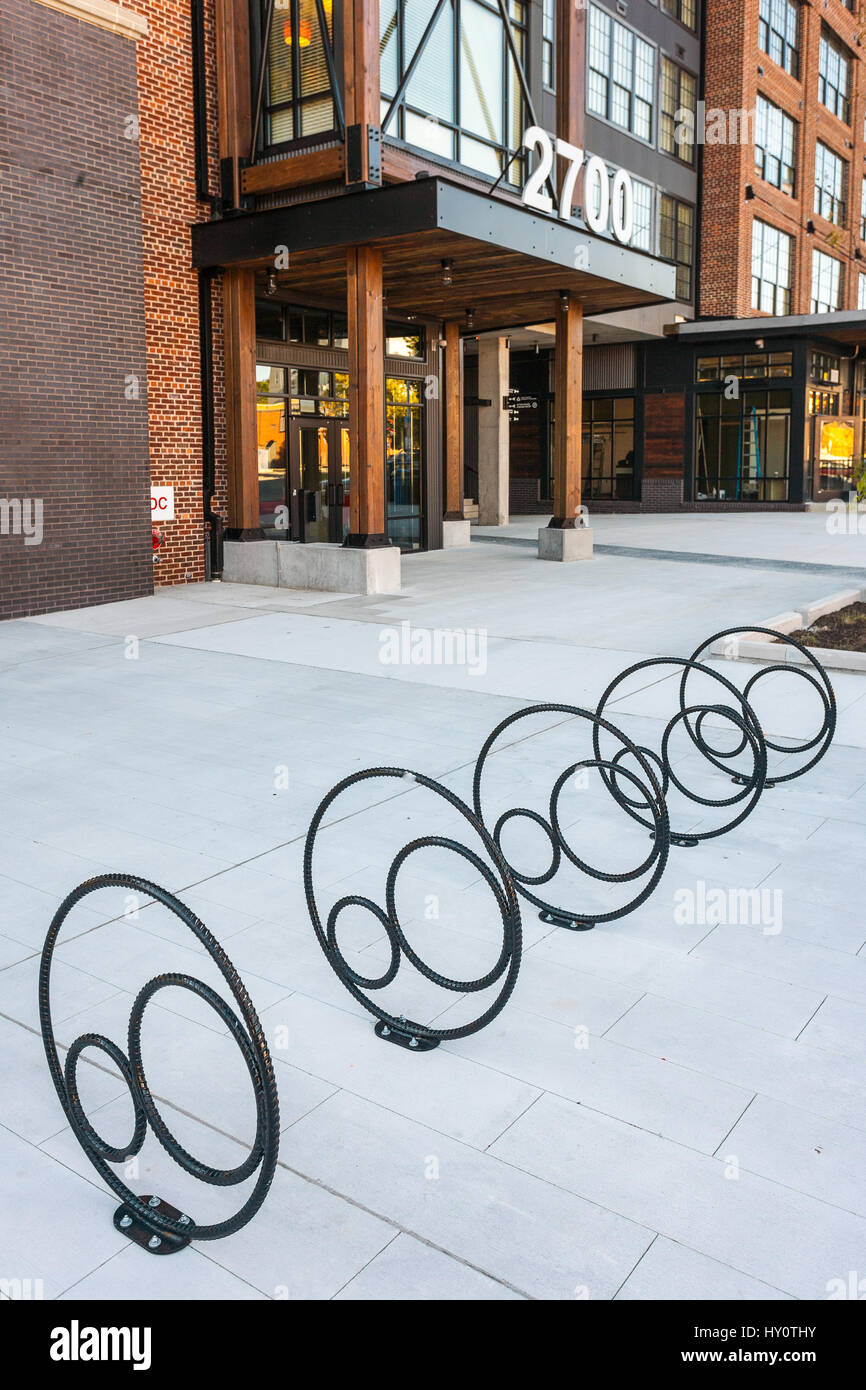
[
  {"left": 0, "top": 0, "right": 152, "bottom": 620},
  {"left": 135, "top": 0, "right": 226, "bottom": 587},
  {"left": 702, "top": 0, "right": 866, "bottom": 318}
]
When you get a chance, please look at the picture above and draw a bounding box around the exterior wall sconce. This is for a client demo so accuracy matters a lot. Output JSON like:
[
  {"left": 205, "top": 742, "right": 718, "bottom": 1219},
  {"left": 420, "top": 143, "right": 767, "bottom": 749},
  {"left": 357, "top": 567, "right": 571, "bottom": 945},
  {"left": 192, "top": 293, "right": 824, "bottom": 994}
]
[{"left": 465, "top": 308, "right": 475, "bottom": 329}]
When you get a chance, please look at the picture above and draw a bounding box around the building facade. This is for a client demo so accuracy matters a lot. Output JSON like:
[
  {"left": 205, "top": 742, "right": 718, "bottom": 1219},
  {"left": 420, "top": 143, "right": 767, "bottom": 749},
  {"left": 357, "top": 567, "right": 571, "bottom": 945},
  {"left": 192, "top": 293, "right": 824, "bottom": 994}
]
[{"left": 4, "top": 0, "right": 864, "bottom": 622}]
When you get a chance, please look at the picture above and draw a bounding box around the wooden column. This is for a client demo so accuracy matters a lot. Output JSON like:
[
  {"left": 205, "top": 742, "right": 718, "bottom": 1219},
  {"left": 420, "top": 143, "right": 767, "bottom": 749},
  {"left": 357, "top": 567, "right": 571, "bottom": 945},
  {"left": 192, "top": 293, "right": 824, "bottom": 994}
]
[
  {"left": 549, "top": 296, "right": 583, "bottom": 528},
  {"left": 215, "top": 0, "right": 252, "bottom": 207},
  {"left": 344, "top": 0, "right": 381, "bottom": 185},
  {"left": 346, "top": 246, "right": 387, "bottom": 545},
  {"left": 443, "top": 320, "right": 464, "bottom": 519},
  {"left": 223, "top": 268, "right": 261, "bottom": 538},
  {"left": 556, "top": 0, "right": 586, "bottom": 149}
]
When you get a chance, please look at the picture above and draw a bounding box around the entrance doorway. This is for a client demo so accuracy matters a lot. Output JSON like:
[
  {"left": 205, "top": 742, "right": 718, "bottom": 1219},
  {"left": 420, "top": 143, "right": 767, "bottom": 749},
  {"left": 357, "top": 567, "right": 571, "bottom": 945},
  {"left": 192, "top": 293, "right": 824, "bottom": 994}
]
[{"left": 290, "top": 420, "right": 350, "bottom": 543}]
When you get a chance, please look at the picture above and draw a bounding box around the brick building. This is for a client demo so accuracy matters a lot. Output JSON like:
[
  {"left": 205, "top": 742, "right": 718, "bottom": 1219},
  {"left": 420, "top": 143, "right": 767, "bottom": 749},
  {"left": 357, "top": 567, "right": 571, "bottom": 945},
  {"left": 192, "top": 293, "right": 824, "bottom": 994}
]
[{"left": 4, "top": 1, "right": 865, "bottom": 622}]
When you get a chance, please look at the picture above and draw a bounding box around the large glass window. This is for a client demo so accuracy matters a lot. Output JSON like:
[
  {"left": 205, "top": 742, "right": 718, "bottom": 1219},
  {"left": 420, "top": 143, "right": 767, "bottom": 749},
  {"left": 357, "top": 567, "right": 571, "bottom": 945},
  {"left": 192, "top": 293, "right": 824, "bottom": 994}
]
[
  {"left": 386, "top": 377, "right": 424, "bottom": 551},
  {"left": 758, "top": 0, "right": 799, "bottom": 77},
  {"left": 860, "top": 178, "right": 866, "bottom": 240},
  {"left": 754, "top": 94, "right": 797, "bottom": 195},
  {"left": 696, "top": 390, "right": 791, "bottom": 502},
  {"left": 751, "top": 220, "right": 793, "bottom": 315},
  {"left": 581, "top": 397, "right": 635, "bottom": 501},
  {"left": 262, "top": 0, "right": 336, "bottom": 146},
  {"left": 814, "top": 142, "right": 847, "bottom": 226},
  {"left": 380, "top": 0, "right": 527, "bottom": 184},
  {"left": 811, "top": 250, "right": 843, "bottom": 312},
  {"left": 587, "top": 6, "right": 654, "bottom": 143},
  {"left": 860, "top": 273, "right": 866, "bottom": 311},
  {"left": 659, "top": 195, "right": 694, "bottom": 300},
  {"left": 660, "top": 0, "right": 696, "bottom": 30},
  {"left": 818, "top": 29, "right": 851, "bottom": 124},
  {"left": 660, "top": 58, "right": 696, "bottom": 164},
  {"left": 697, "top": 352, "right": 793, "bottom": 382}
]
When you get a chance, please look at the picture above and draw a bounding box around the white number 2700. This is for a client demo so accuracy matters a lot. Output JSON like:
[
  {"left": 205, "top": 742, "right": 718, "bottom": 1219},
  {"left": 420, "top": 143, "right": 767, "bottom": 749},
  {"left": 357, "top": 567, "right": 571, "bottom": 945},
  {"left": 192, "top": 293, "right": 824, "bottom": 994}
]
[{"left": 521, "top": 126, "right": 634, "bottom": 246}]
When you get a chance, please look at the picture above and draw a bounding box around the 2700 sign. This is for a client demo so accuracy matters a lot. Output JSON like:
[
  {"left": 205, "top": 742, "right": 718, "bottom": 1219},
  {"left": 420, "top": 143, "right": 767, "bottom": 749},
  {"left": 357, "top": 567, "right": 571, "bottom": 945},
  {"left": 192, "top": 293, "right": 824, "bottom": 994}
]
[{"left": 521, "top": 126, "right": 634, "bottom": 246}]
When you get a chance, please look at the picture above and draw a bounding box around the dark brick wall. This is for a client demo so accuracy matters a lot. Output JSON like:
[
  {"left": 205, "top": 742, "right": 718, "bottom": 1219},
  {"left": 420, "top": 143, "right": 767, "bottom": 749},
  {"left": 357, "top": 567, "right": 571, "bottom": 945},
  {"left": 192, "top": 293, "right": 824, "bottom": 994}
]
[{"left": 0, "top": 0, "right": 151, "bottom": 620}]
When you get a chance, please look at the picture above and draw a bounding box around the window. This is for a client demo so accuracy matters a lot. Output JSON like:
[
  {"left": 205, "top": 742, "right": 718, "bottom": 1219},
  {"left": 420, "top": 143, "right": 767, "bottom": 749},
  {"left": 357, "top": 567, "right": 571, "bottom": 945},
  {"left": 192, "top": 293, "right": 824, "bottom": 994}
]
[
  {"left": 542, "top": 0, "right": 555, "bottom": 89},
  {"left": 696, "top": 390, "right": 791, "bottom": 502},
  {"left": 814, "top": 143, "right": 847, "bottom": 225},
  {"left": 660, "top": 58, "right": 696, "bottom": 164},
  {"left": 380, "top": 0, "right": 527, "bottom": 184},
  {"left": 659, "top": 195, "right": 694, "bottom": 300},
  {"left": 660, "top": 0, "right": 697, "bottom": 30},
  {"left": 860, "top": 179, "right": 866, "bottom": 240},
  {"left": 751, "top": 221, "right": 793, "bottom": 315},
  {"left": 696, "top": 352, "right": 793, "bottom": 382},
  {"left": 860, "top": 274, "right": 866, "bottom": 311},
  {"left": 810, "top": 351, "right": 842, "bottom": 383},
  {"left": 385, "top": 323, "right": 425, "bottom": 358},
  {"left": 809, "top": 388, "right": 840, "bottom": 416},
  {"left": 631, "top": 179, "right": 654, "bottom": 252},
  {"left": 818, "top": 30, "right": 851, "bottom": 124},
  {"left": 758, "top": 0, "right": 799, "bottom": 78},
  {"left": 755, "top": 94, "right": 797, "bottom": 194},
  {"left": 811, "top": 250, "right": 843, "bottom": 312},
  {"left": 262, "top": 0, "right": 337, "bottom": 146},
  {"left": 581, "top": 397, "right": 636, "bottom": 501},
  {"left": 587, "top": 6, "right": 654, "bottom": 142}
]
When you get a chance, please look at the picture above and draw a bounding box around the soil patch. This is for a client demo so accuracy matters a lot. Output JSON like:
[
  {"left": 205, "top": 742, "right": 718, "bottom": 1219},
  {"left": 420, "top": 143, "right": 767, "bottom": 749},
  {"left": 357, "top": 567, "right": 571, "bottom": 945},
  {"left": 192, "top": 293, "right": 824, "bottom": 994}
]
[{"left": 796, "top": 601, "right": 866, "bottom": 652}]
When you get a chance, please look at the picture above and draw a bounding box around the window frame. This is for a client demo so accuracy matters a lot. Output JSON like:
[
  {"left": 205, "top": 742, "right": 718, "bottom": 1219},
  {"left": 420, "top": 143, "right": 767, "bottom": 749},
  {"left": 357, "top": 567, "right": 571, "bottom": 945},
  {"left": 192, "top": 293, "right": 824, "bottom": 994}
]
[
  {"left": 751, "top": 219, "right": 794, "bottom": 316},
  {"left": 587, "top": 4, "right": 656, "bottom": 146},
  {"left": 818, "top": 28, "right": 851, "bottom": 125},
  {"left": 813, "top": 142, "right": 847, "bottom": 227},
  {"left": 659, "top": 55, "right": 697, "bottom": 165},
  {"left": 758, "top": 0, "right": 799, "bottom": 79},
  {"left": 754, "top": 93, "right": 797, "bottom": 196},
  {"left": 810, "top": 249, "right": 843, "bottom": 313},
  {"left": 659, "top": 193, "right": 695, "bottom": 301},
  {"left": 379, "top": 0, "right": 528, "bottom": 187}
]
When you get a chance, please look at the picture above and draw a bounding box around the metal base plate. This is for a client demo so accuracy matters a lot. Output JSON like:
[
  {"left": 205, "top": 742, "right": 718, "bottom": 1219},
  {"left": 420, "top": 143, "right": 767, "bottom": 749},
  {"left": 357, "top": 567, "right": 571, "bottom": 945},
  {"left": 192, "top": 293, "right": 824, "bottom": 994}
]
[
  {"left": 539, "top": 910, "right": 594, "bottom": 931},
  {"left": 113, "top": 1196, "right": 192, "bottom": 1255},
  {"left": 374, "top": 1020, "right": 439, "bottom": 1051},
  {"left": 652, "top": 832, "right": 700, "bottom": 848}
]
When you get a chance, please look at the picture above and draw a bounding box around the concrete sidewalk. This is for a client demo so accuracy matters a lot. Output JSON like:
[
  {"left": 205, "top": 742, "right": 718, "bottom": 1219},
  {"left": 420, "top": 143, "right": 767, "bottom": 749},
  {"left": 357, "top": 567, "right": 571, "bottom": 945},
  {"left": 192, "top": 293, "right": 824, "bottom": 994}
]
[{"left": 2, "top": 516, "right": 864, "bottom": 1300}]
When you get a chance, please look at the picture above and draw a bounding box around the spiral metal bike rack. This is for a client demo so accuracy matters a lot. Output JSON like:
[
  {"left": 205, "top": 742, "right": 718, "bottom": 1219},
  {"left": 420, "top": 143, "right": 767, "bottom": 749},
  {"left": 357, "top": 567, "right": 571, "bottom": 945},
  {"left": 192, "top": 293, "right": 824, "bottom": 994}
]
[
  {"left": 593, "top": 655, "right": 771, "bottom": 848},
  {"left": 304, "top": 767, "right": 522, "bottom": 1051},
  {"left": 685, "top": 626, "right": 837, "bottom": 788},
  {"left": 472, "top": 705, "right": 671, "bottom": 931},
  {"left": 39, "top": 874, "right": 280, "bottom": 1255}
]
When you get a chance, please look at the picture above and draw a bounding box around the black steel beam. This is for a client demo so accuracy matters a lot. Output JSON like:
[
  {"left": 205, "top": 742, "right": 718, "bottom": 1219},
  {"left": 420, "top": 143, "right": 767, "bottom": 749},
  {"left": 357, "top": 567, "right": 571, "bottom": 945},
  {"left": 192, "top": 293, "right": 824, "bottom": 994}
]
[{"left": 189, "top": 176, "right": 676, "bottom": 302}]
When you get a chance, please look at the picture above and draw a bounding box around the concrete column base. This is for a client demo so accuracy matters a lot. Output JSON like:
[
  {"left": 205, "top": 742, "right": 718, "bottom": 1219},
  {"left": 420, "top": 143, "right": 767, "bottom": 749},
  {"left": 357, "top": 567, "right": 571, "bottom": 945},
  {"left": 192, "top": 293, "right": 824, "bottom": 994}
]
[
  {"left": 442, "top": 518, "right": 471, "bottom": 548},
  {"left": 223, "top": 540, "right": 401, "bottom": 595},
  {"left": 537, "top": 526, "right": 594, "bottom": 562}
]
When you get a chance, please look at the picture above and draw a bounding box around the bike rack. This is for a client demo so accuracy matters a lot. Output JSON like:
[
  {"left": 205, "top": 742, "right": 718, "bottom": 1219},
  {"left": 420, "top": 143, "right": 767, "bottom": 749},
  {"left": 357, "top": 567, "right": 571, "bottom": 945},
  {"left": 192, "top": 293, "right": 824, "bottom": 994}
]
[
  {"left": 303, "top": 767, "right": 522, "bottom": 1051},
  {"left": 39, "top": 874, "right": 280, "bottom": 1256}
]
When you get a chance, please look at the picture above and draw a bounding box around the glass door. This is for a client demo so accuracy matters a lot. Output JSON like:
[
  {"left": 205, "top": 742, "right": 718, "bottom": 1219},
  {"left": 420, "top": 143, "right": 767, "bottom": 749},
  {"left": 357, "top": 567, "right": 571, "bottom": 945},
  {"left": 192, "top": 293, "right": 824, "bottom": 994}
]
[
  {"left": 385, "top": 378, "right": 424, "bottom": 551},
  {"left": 290, "top": 420, "right": 350, "bottom": 543}
]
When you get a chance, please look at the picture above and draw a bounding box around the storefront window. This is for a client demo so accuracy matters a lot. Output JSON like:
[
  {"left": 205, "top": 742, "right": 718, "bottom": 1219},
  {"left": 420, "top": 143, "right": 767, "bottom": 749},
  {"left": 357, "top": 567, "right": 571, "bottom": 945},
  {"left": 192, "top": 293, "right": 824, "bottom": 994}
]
[
  {"left": 380, "top": 0, "right": 526, "bottom": 185},
  {"left": 581, "top": 397, "right": 635, "bottom": 500},
  {"left": 696, "top": 351, "right": 793, "bottom": 382},
  {"left": 262, "top": 0, "right": 337, "bottom": 146},
  {"left": 386, "top": 377, "right": 424, "bottom": 550},
  {"left": 696, "top": 389, "right": 791, "bottom": 501}
]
